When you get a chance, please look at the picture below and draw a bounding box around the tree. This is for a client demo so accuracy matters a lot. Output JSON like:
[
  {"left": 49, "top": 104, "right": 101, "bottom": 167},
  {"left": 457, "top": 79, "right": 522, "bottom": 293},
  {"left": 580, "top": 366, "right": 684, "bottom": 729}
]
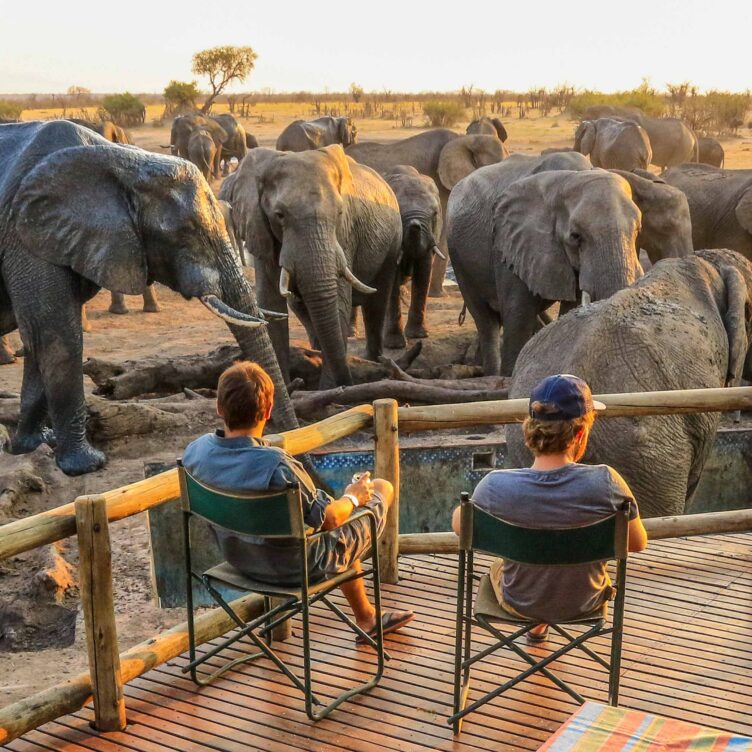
[
  {"left": 163, "top": 80, "right": 200, "bottom": 114},
  {"left": 67, "top": 85, "right": 91, "bottom": 98},
  {"left": 101, "top": 92, "right": 145, "bottom": 126},
  {"left": 349, "top": 83, "right": 364, "bottom": 104},
  {"left": 192, "top": 45, "right": 257, "bottom": 113}
]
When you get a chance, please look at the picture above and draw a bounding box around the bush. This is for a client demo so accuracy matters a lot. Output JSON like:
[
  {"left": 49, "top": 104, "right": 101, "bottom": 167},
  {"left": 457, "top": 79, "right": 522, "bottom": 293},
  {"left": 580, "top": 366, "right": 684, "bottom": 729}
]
[
  {"left": 568, "top": 87, "right": 665, "bottom": 119},
  {"left": 423, "top": 100, "right": 466, "bottom": 128},
  {"left": 680, "top": 91, "right": 751, "bottom": 135},
  {"left": 101, "top": 92, "right": 145, "bottom": 127},
  {"left": 0, "top": 100, "right": 23, "bottom": 122},
  {"left": 163, "top": 80, "right": 200, "bottom": 115}
]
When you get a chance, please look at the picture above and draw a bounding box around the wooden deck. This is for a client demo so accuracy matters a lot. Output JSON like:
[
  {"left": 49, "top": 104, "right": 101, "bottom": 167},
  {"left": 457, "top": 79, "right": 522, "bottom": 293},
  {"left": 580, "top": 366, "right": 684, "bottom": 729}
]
[{"left": 8, "top": 534, "right": 752, "bottom": 752}]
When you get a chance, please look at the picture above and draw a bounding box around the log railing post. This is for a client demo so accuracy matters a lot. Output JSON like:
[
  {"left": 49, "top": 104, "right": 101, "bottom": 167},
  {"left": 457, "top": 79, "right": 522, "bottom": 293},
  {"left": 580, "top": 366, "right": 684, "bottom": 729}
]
[
  {"left": 75, "top": 495, "right": 126, "bottom": 732},
  {"left": 374, "top": 398, "right": 400, "bottom": 584}
]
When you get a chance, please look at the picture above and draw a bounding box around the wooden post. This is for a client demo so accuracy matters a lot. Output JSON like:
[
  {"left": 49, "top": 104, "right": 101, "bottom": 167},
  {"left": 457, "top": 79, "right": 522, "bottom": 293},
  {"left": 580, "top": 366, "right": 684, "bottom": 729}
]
[
  {"left": 75, "top": 496, "right": 126, "bottom": 732},
  {"left": 374, "top": 398, "right": 400, "bottom": 584}
]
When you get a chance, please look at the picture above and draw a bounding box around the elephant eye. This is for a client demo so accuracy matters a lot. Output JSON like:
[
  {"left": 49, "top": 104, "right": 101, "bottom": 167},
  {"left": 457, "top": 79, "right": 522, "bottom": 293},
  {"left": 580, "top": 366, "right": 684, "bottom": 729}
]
[
  {"left": 569, "top": 231, "right": 582, "bottom": 246},
  {"left": 274, "top": 210, "right": 284, "bottom": 222}
]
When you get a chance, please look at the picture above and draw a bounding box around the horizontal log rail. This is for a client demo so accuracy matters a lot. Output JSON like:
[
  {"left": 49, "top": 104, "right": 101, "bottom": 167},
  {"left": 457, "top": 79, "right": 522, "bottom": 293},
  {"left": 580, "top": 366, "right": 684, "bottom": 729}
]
[
  {"left": 397, "top": 507, "right": 752, "bottom": 556},
  {"left": 399, "top": 386, "right": 752, "bottom": 432},
  {"left": 0, "top": 405, "right": 374, "bottom": 562}
]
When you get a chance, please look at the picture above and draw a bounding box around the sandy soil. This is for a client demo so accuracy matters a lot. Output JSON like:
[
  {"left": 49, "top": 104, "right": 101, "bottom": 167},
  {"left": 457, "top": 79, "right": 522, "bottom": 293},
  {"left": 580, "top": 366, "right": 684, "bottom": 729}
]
[{"left": 1, "top": 108, "right": 751, "bottom": 708}]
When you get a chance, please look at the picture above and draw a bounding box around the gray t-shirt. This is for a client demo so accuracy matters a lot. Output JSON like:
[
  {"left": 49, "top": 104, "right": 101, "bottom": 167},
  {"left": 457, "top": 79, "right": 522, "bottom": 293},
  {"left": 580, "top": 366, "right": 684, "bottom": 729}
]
[{"left": 473, "top": 463, "right": 638, "bottom": 622}]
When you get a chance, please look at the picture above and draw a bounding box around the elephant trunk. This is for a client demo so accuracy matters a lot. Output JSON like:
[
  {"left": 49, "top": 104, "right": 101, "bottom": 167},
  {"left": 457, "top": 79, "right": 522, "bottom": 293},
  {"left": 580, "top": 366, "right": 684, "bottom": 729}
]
[
  {"left": 584, "top": 236, "right": 642, "bottom": 302},
  {"left": 216, "top": 245, "right": 300, "bottom": 431}
]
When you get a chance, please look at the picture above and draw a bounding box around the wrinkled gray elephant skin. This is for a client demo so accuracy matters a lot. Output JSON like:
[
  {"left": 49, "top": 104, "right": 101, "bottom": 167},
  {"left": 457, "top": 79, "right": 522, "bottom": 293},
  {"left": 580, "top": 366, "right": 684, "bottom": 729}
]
[
  {"left": 448, "top": 152, "right": 643, "bottom": 376},
  {"left": 507, "top": 250, "right": 752, "bottom": 518},
  {"left": 187, "top": 128, "right": 217, "bottom": 181},
  {"left": 663, "top": 164, "right": 752, "bottom": 259},
  {"left": 466, "top": 117, "right": 508, "bottom": 142},
  {"left": 382, "top": 166, "right": 443, "bottom": 348},
  {"left": 574, "top": 118, "right": 652, "bottom": 171},
  {"left": 0, "top": 121, "right": 298, "bottom": 475},
  {"left": 166, "top": 114, "right": 228, "bottom": 177},
  {"left": 221, "top": 145, "right": 402, "bottom": 387},
  {"left": 697, "top": 137, "right": 724, "bottom": 168},
  {"left": 276, "top": 116, "right": 357, "bottom": 152},
  {"left": 347, "top": 128, "right": 507, "bottom": 296}
]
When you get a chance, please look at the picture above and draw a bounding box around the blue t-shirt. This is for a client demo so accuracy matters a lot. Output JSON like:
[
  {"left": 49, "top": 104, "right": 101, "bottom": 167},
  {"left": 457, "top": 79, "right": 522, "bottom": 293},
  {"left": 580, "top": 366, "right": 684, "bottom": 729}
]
[
  {"left": 473, "top": 463, "right": 638, "bottom": 622},
  {"left": 182, "top": 430, "right": 333, "bottom": 584}
]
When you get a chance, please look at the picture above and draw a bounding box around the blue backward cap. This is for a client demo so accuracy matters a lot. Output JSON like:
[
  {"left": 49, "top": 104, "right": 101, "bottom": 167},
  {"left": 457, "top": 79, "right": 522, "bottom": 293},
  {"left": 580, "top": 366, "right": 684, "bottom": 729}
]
[{"left": 528, "top": 374, "right": 606, "bottom": 421}]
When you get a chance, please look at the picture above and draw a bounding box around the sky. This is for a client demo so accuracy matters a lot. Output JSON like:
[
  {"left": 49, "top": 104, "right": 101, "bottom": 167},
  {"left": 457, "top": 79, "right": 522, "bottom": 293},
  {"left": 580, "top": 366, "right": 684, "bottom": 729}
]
[{"left": 1, "top": 0, "right": 750, "bottom": 95}]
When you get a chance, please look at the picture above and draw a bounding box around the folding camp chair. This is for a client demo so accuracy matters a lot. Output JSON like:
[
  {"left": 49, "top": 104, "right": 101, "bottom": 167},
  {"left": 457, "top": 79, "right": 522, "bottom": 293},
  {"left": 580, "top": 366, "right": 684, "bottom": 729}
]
[
  {"left": 449, "top": 491, "right": 630, "bottom": 733},
  {"left": 178, "top": 460, "right": 386, "bottom": 721}
]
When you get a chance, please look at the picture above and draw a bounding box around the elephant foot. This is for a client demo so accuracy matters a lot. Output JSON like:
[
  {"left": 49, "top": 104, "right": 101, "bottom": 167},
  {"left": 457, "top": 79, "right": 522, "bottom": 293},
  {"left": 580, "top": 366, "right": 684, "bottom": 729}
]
[
  {"left": 55, "top": 443, "right": 106, "bottom": 476},
  {"left": 108, "top": 303, "right": 129, "bottom": 315},
  {"left": 0, "top": 349, "right": 16, "bottom": 365},
  {"left": 384, "top": 332, "right": 407, "bottom": 350},
  {"left": 404, "top": 324, "right": 429, "bottom": 339},
  {"left": 142, "top": 302, "right": 161, "bottom": 313},
  {"left": 428, "top": 287, "right": 447, "bottom": 299},
  {"left": 10, "top": 426, "right": 56, "bottom": 454}
]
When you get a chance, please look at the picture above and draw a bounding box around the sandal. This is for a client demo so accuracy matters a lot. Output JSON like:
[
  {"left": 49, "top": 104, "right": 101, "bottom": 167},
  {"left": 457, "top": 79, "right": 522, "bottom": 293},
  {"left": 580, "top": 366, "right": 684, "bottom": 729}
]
[
  {"left": 356, "top": 611, "right": 415, "bottom": 644},
  {"left": 526, "top": 625, "right": 549, "bottom": 644}
]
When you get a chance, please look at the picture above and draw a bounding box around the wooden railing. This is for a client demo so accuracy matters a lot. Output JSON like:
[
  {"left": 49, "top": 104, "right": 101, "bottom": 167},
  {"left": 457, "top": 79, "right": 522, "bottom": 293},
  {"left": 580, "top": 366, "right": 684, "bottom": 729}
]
[{"left": 1, "top": 386, "right": 752, "bottom": 744}]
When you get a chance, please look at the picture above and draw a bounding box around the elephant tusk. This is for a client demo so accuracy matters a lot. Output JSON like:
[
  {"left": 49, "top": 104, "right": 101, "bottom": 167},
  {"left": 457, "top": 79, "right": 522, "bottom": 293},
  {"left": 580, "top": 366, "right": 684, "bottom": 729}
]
[
  {"left": 431, "top": 245, "right": 446, "bottom": 260},
  {"left": 279, "top": 268, "right": 294, "bottom": 298},
  {"left": 342, "top": 266, "right": 377, "bottom": 294},
  {"left": 200, "top": 295, "right": 267, "bottom": 328},
  {"left": 581, "top": 291, "right": 592, "bottom": 306},
  {"left": 258, "top": 307, "right": 288, "bottom": 321}
]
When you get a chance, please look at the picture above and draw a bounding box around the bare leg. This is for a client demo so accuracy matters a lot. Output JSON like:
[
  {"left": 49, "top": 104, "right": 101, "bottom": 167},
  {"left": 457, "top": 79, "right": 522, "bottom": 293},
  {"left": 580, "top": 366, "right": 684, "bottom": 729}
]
[{"left": 141, "top": 284, "right": 160, "bottom": 313}]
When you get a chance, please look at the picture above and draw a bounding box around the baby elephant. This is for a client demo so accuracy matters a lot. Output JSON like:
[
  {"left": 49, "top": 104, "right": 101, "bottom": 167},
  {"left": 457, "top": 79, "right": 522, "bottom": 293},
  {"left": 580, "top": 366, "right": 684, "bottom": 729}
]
[
  {"left": 383, "top": 166, "right": 443, "bottom": 348},
  {"left": 188, "top": 128, "right": 217, "bottom": 180}
]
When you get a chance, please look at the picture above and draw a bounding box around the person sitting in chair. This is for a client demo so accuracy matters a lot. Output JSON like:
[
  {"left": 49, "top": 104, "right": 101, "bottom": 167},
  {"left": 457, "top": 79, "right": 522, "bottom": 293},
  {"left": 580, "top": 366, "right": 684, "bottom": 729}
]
[
  {"left": 452, "top": 374, "right": 648, "bottom": 642},
  {"left": 183, "top": 360, "right": 414, "bottom": 643}
]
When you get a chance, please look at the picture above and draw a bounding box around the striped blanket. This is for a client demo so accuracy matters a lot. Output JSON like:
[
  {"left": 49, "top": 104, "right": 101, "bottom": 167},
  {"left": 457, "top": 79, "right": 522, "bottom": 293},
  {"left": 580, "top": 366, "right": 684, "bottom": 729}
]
[{"left": 540, "top": 702, "right": 752, "bottom": 751}]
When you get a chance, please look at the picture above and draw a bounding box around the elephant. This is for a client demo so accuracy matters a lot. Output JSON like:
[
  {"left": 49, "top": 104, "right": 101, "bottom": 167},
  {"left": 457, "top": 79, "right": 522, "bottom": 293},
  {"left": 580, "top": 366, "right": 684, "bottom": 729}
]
[
  {"left": 210, "top": 113, "right": 248, "bottom": 174},
  {"left": 447, "top": 151, "right": 642, "bottom": 376},
  {"left": 574, "top": 118, "right": 652, "bottom": 171},
  {"left": 164, "top": 114, "right": 228, "bottom": 177},
  {"left": 0, "top": 120, "right": 299, "bottom": 475},
  {"left": 662, "top": 164, "right": 752, "bottom": 259},
  {"left": 275, "top": 117, "right": 357, "bottom": 152},
  {"left": 221, "top": 144, "right": 402, "bottom": 387},
  {"left": 582, "top": 105, "right": 644, "bottom": 121},
  {"left": 639, "top": 117, "right": 697, "bottom": 169},
  {"left": 609, "top": 169, "right": 694, "bottom": 264},
  {"left": 507, "top": 249, "right": 752, "bottom": 518},
  {"left": 698, "top": 136, "right": 725, "bottom": 168},
  {"left": 466, "top": 117, "right": 508, "bottom": 142},
  {"left": 187, "top": 128, "right": 217, "bottom": 180},
  {"left": 381, "top": 166, "right": 443, "bottom": 349},
  {"left": 246, "top": 132, "right": 260, "bottom": 150},
  {"left": 347, "top": 129, "right": 507, "bottom": 296},
  {"left": 68, "top": 119, "right": 131, "bottom": 144}
]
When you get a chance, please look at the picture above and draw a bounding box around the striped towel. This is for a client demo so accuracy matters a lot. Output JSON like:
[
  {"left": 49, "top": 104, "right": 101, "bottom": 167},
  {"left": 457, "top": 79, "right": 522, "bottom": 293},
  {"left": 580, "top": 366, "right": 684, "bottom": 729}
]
[{"left": 540, "top": 702, "right": 752, "bottom": 751}]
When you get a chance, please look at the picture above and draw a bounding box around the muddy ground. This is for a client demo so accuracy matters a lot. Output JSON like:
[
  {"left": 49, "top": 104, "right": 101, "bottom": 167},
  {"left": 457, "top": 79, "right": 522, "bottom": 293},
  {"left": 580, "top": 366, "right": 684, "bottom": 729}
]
[{"left": 1, "top": 111, "right": 751, "bottom": 707}]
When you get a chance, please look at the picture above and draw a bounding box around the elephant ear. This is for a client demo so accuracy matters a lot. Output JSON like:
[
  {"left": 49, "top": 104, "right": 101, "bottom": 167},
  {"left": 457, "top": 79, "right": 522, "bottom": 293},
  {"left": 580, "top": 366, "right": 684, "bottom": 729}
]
[
  {"left": 735, "top": 187, "right": 752, "bottom": 235},
  {"left": 491, "top": 118, "right": 508, "bottom": 142},
  {"left": 337, "top": 118, "right": 354, "bottom": 146},
  {"left": 574, "top": 121, "right": 596, "bottom": 155},
  {"left": 493, "top": 173, "right": 577, "bottom": 302},
  {"left": 438, "top": 135, "right": 504, "bottom": 190},
  {"left": 720, "top": 263, "right": 752, "bottom": 386},
  {"left": 235, "top": 149, "right": 281, "bottom": 263},
  {"left": 12, "top": 145, "right": 147, "bottom": 294}
]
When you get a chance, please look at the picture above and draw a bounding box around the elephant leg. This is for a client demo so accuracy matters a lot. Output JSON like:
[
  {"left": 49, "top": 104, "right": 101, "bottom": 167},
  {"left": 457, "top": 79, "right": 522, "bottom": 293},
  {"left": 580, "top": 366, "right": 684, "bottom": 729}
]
[
  {"left": 405, "top": 256, "right": 432, "bottom": 339},
  {"left": 81, "top": 305, "right": 92, "bottom": 332},
  {"left": 360, "top": 271, "right": 392, "bottom": 361},
  {"left": 349, "top": 306, "right": 359, "bottom": 337},
  {"left": 472, "top": 304, "right": 502, "bottom": 376},
  {"left": 10, "top": 348, "right": 51, "bottom": 452},
  {"left": 142, "top": 284, "right": 161, "bottom": 313},
  {"left": 499, "top": 281, "right": 543, "bottom": 377},
  {"left": 109, "top": 291, "right": 129, "bottom": 314},
  {"left": 429, "top": 192, "right": 450, "bottom": 297},
  {"left": 383, "top": 275, "right": 406, "bottom": 350},
  {"left": 255, "top": 260, "right": 291, "bottom": 384},
  {"left": 290, "top": 298, "right": 320, "bottom": 351},
  {"left": 0, "top": 334, "right": 16, "bottom": 364}
]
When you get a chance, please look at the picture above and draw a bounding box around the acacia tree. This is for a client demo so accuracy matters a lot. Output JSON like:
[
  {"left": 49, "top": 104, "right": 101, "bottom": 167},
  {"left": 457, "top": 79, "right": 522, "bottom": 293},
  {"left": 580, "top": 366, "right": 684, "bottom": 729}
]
[{"left": 192, "top": 45, "right": 258, "bottom": 113}]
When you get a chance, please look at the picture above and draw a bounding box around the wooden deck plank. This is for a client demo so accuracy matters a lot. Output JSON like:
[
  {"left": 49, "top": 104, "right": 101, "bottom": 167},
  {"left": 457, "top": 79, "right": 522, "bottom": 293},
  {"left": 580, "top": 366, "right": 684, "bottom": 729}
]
[{"left": 16, "top": 535, "right": 752, "bottom": 751}]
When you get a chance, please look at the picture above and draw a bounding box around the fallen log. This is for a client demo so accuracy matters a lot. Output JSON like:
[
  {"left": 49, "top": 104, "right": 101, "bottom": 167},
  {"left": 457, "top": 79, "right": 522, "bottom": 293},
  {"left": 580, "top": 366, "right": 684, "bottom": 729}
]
[
  {"left": 379, "top": 357, "right": 509, "bottom": 391},
  {"left": 292, "top": 380, "right": 508, "bottom": 417}
]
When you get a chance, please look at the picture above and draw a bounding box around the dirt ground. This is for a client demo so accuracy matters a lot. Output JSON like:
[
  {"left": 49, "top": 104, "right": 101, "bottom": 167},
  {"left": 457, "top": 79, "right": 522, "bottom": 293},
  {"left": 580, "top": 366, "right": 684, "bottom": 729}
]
[{"left": 1, "top": 109, "right": 752, "bottom": 708}]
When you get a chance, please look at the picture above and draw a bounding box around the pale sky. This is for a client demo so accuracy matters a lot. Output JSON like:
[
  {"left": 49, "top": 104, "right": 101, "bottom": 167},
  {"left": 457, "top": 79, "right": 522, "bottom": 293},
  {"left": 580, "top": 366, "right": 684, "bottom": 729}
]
[{"left": 1, "top": 0, "right": 750, "bottom": 94}]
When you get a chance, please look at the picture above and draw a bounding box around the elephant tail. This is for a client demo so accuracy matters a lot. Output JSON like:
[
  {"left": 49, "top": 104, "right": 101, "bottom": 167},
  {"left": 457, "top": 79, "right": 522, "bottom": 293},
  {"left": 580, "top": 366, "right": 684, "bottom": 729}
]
[{"left": 458, "top": 303, "right": 467, "bottom": 326}]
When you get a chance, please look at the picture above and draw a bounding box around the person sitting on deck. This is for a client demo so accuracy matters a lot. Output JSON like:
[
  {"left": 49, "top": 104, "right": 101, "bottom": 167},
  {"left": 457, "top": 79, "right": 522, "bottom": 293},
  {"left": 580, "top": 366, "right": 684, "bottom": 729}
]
[
  {"left": 452, "top": 373, "right": 648, "bottom": 642},
  {"left": 183, "top": 360, "right": 414, "bottom": 643}
]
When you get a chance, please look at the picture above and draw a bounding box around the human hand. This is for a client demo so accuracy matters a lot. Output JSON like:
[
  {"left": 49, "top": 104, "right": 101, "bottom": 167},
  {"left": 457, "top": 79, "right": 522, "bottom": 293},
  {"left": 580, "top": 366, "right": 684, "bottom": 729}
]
[{"left": 345, "top": 471, "right": 374, "bottom": 505}]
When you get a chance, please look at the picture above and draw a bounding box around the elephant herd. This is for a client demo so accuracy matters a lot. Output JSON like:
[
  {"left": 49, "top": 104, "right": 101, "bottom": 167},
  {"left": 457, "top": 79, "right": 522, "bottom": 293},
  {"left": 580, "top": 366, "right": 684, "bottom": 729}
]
[{"left": 1, "top": 111, "right": 751, "bottom": 524}]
